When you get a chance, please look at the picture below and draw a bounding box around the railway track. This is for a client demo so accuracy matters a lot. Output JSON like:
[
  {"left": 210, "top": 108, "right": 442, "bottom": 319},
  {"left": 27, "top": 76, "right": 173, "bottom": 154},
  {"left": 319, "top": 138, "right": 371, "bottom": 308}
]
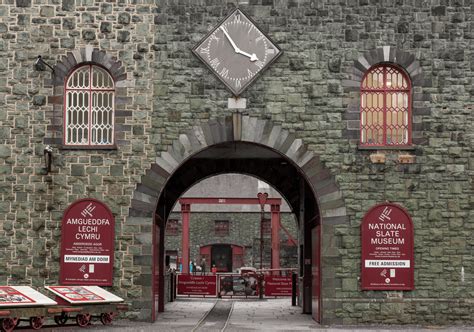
[{"left": 192, "top": 299, "right": 233, "bottom": 332}]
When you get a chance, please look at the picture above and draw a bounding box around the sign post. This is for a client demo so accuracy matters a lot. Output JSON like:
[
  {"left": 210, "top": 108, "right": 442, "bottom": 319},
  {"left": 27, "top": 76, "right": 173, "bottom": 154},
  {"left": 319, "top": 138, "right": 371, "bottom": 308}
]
[
  {"left": 361, "top": 202, "right": 414, "bottom": 290},
  {"left": 60, "top": 198, "right": 115, "bottom": 286}
]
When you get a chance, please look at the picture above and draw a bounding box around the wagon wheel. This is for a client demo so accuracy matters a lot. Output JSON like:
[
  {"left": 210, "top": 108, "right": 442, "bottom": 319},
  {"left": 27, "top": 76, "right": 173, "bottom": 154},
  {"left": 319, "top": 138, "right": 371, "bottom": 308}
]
[
  {"left": 29, "top": 316, "right": 44, "bottom": 330},
  {"left": 100, "top": 312, "right": 113, "bottom": 325},
  {"left": 75, "top": 314, "right": 91, "bottom": 327},
  {"left": 0, "top": 317, "right": 18, "bottom": 332},
  {"left": 54, "top": 312, "right": 69, "bottom": 325}
]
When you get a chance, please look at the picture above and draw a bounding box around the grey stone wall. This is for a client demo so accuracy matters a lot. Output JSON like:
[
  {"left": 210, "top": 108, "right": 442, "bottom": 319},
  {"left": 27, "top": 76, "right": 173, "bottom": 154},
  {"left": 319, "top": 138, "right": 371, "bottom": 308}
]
[{"left": 0, "top": 0, "right": 472, "bottom": 325}]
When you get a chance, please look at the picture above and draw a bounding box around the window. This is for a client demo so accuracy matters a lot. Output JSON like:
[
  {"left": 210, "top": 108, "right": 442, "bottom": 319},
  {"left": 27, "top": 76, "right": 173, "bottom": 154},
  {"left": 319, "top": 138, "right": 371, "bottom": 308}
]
[
  {"left": 360, "top": 64, "right": 411, "bottom": 146},
  {"left": 215, "top": 220, "right": 229, "bottom": 236},
  {"left": 166, "top": 219, "right": 180, "bottom": 236},
  {"left": 65, "top": 65, "right": 115, "bottom": 146}
]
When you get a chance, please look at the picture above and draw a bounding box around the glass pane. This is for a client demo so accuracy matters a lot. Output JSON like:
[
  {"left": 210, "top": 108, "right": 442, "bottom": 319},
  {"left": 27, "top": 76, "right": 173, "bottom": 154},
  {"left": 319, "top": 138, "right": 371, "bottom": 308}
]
[
  {"left": 92, "top": 66, "right": 114, "bottom": 89},
  {"left": 67, "top": 66, "right": 90, "bottom": 89}
]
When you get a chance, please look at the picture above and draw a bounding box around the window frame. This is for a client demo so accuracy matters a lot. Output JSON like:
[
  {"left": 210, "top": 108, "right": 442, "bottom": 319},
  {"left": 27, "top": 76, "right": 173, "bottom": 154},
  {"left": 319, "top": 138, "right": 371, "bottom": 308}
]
[
  {"left": 63, "top": 64, "right": 116, "bottom": 148},
  {"left": 360, "top": 63, "right": 412, "bottom": 148},
  {"left": 214, "top": 220, "right": 230, "bottom": 236},
  {"left": 166, "top": 219, "right": 180, "bottom": 236}
]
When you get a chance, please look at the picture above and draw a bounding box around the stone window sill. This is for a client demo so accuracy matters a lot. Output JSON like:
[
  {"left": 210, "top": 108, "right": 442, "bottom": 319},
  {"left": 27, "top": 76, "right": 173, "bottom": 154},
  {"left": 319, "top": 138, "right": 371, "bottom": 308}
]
[
  {"left": 60, "top": 145, "right": 118, "bottom": 151},
  {"left": 358, "top": 145, "right": 416, "bottom": 151}
]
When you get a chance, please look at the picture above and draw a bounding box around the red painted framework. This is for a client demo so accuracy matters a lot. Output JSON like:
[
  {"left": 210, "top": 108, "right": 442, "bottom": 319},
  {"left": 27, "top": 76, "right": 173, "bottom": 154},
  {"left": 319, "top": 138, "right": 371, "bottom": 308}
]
[
  {"left": 178, "top": 197, "right": 282, "bottom": 273},
  {"left": 360, "top": 64, "right": 412, "bottom": 147}
]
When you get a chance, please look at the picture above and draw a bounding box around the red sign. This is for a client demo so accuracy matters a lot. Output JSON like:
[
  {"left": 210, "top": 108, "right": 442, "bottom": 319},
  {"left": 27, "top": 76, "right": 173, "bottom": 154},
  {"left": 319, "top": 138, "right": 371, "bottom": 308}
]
[
  {"left": 60, "top": 199, "right": 115, "bottom": 285},
  {"left": 177, "top": 275, "right": 217, "bottom": 296},
  {"left": 0, "top": 287, "right": 35, "bottom": 305},
  {"left": 219, "top": 275, "right": 258, "bottom": 296},
  {"left": 47, "top": 286, "right": 105, "bottom": 303},
  {"left": 361, "top": 203, "right": 414, "bottom": 290},
  {"left": 264, "top": 276, "right": 293, "bottom": 296}
]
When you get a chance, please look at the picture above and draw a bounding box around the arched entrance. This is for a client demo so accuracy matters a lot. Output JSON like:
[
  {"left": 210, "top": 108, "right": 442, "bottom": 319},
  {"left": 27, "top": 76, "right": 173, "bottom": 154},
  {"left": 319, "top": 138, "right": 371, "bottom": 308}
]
[{"left": 128, "top": 114, "right": 348, "bottom": 324}]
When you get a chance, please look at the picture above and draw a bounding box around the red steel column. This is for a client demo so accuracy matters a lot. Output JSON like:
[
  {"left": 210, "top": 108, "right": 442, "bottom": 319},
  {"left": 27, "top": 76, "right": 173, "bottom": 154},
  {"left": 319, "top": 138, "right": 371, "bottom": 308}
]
[
  {"left": 271, "top": 204, "right": 281, "bottom": 270},
  {"left": 181, "top": 203, "right": 191, "bottom": 274}
]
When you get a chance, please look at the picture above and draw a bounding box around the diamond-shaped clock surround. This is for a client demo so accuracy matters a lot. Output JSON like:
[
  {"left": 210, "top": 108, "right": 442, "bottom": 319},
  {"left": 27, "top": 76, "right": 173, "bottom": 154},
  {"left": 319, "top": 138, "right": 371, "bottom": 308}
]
[{"left": 192, "top": 8, "right": 282, "bottom": 97}]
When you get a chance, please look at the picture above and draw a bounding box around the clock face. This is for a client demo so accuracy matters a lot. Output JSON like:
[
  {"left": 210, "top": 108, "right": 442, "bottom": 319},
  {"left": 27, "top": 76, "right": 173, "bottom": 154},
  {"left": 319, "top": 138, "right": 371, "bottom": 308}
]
[{"left": 193, "top": 8, "right": 282, "bottom": 96}]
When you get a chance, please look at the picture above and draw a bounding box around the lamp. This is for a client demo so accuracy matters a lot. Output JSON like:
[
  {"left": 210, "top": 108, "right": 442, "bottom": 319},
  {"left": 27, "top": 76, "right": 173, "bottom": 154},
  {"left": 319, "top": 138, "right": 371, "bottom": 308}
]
[
  {"left": 44, "top": 145, "right": 53, "bottom": 173},
  {"left": 34, "top": 56, "right": 55, "bottom": 72}
]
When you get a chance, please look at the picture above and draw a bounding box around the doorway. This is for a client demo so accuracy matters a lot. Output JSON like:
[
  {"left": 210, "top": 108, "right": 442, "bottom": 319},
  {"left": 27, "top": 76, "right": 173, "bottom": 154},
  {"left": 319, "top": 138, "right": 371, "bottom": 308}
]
[
  {"left": 129, "top": 114, "right": 348, "bottom": 324},
  {"left": 211, "top": 244, "right": 232, "bottom": 272},
  {"left": 152, "top": 141, "right": 320, "bottom": 320}
]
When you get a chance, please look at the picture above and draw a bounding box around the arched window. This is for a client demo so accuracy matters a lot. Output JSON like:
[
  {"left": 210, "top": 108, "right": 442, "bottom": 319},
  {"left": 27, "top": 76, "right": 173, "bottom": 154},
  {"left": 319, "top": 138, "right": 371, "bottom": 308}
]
[
  {"left": 360, "top": 64, "right": 411, "bottom": 146},
  {"left": 64, "top": 65, "right": 115, "bottom": 146}
]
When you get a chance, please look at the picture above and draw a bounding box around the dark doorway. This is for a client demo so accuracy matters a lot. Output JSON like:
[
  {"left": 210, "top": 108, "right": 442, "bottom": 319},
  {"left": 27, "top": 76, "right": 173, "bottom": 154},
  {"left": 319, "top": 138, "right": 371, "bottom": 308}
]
[
  {"left": 153, "top": 141, "right": 321, "bottom": 321},
  {"left": 211, "top": 244, "right": 232, "bottom": 272}
]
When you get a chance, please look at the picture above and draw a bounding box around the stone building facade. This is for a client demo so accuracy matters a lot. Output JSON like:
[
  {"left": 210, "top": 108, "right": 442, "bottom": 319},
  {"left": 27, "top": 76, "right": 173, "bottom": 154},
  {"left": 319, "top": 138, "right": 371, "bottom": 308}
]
[
  {"left": 165, "top": 211, "right": 298, "bottom": 271},
  {"left": 164, "top": 174, "right": 298, "bottom": 272},
  {"left": 0, "top": 0, "right": 472, "bottom": 326}
]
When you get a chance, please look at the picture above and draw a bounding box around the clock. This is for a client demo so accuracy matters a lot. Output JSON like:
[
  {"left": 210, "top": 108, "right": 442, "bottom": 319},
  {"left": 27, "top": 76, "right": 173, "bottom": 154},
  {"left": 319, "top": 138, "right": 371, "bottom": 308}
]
[{"left": 192, "top": 8, "right": 282, "bottom": 96}]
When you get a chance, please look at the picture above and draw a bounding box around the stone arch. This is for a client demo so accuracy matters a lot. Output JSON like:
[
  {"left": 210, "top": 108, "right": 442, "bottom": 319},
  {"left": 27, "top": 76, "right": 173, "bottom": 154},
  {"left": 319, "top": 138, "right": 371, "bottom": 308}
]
[
  {"left": 342, "top": 46, "right": 430, "bottom": 146},
  {"left": 129, "top": 114, "right": 347, "bottom": 225},
  {"left": 127, "top": 114, "right": 349, "bottom": 321},
  {"left": 44, "top": 46, "right": 129, "bottom": 146}
]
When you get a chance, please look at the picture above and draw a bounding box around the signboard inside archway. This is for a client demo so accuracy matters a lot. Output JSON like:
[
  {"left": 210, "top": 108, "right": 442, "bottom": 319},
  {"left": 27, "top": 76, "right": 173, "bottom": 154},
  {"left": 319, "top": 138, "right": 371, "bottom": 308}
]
[
  {"left": 60, "top": 199, "right": 115, "bottom": 286},
  {"left": 361, "top": 202, "right": 414, "bottom": 290}
]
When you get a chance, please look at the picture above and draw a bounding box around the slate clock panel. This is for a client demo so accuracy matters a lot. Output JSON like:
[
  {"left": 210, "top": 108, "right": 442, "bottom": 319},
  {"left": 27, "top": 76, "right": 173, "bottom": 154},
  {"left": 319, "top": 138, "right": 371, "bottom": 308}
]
[{"left": 192, "top": 8, "right": 282, "bottom": 96}]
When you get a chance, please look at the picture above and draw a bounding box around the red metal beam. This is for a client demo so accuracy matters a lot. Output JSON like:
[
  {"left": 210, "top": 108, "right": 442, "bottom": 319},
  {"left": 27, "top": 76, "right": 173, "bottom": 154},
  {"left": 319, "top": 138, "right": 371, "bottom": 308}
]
[
  {"left": 179, "top": 197, "right": 281, "bottom": 205},
  {"left": 181, "top": 203, "right": 191, "bottom": 274},
  {"left": 271, "top": 204, "right": 280, "bottom": 271}
]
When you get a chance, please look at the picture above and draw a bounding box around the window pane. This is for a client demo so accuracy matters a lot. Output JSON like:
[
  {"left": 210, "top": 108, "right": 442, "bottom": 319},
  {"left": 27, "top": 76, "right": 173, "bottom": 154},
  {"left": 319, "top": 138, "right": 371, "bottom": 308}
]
[
  {"left": 92, "top": 66, "right": 114, "bottom": 89},
  {"left": 67, "top": 66, "right": 90, "bottom": 89},
  {"left": 65, "top": 65, "right": 115, "bottom": 146},
  {"left": 360, "top": 65, "right": 411, "bottom": 146}
]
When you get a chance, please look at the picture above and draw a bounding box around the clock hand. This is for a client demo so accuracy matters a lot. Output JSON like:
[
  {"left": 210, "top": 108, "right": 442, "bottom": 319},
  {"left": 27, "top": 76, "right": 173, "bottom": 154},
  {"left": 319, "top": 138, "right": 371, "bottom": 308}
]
[
  {"left": 236, "top": 49, "right": 259, "bottom": 62},
  {"left": 220, "top": 27, "right": 239, "bottom": 52},
  {"left": 220, "top": 26, "right": 259, "bottom": 62}
]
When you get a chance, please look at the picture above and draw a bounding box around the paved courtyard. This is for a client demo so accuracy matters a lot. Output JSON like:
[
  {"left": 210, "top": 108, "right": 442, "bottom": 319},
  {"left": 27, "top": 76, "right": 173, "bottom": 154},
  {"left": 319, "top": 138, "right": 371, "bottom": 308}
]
[{"left": 20, "top": 298, "right": 474, "bottom": 332}]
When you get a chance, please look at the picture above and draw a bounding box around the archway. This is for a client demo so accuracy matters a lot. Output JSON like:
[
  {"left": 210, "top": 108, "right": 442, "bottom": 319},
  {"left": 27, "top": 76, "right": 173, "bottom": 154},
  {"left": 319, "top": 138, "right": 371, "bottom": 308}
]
[{"left": 128, "top": 114, "right": 348, "bottom": 324}]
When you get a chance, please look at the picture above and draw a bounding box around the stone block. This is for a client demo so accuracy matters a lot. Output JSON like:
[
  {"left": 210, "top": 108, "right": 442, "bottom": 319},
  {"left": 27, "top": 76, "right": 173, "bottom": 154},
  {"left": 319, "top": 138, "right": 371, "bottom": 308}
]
[
  {"left": 40, "top": 6, "right": 54, "bottom": 17},
  {"left": 345, "top": 29, "right": 358, "bottom": 42},
  {"left": 101, "top": 3, "right": 112, "bottom": 14},
  {"left": 82, "top": 29, "right": 96, "bottom": 41},
  {"left": 110, "top": 164, "right": 124, "bottom": 176},
  {"left": 71, "top": 164, "right": 85, "bottom": 176},
  {"left": 117, "top": 30, "right": 130, "bottom": 43},
  {"left": 397, "top": 21, "right": 409, "bottom": 33},
  {"left": 16, "top": 0, "right": 31, "bottom": 7},
  {"left": 431, "top": 6, "right": 446, "bottom": 16},
  {"left": 0, "top": 146, "right": 11, "bottom": 158},
  {"left": 32, "top": 95, "right": 46, "bottom": 106},
  {"left": 118, "top": 12, "right": 131, "bottom": 25},
  {"left": 100, "top": 22, "right": 112, "bottom": 33},
  {"left": 62, "top": 0, "right": 75, "bottom": 11},
  {"left": 17, "top": 14, "right": 30, "bottom": 26},
  {"left": 369, "top": 153, "right": 385, "bottom": 164},
  {"left": 398, "top": 154, "right": 415, "bottom": 164}
]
